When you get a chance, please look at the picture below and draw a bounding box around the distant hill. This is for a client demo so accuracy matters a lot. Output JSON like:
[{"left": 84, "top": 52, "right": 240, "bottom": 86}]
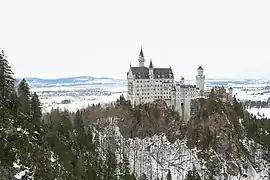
[
  {"left": 16, "top": 76, "right": 270, "bottom": 88},
  {"left": 15, "top": 76, "right": 123, "bottom": 88}
]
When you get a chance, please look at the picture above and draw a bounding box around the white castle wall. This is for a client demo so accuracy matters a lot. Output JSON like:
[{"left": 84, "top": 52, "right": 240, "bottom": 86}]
[{"left": 127, "top": 50, "right": 206, "bottom": 122}]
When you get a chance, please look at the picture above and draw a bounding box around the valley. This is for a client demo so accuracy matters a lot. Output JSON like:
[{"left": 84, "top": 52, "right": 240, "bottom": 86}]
[{"left": 28, "top": 77, "right": 270, "bottom": 119}]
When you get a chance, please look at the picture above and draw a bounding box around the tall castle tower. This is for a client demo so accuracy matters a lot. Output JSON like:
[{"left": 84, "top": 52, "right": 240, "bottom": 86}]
[
  {"left": 196, "top": 66, "right": 205, "bottom": 94},
  {"left": 138, "top": 47, "right": 145, "bottom": 67}
]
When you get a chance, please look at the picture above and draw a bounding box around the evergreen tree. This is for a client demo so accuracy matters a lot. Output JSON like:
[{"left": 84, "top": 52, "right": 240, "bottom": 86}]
[
  {"left": 93, "top": 133, "right": 103, "bottom": 180},
  {"left": 119, "top": 153, "right": 132, "bottom": 180},
  {"left": 0, "top": 49, "right": 17, "bottom": 124},
  {"left": 30, "top": 92, "right": 42, "bottom": 127},
  {"left": 185, "top": 165, "right": 201, "bottom": 180},
  {"left": 74, "top": 110, "right": 87, "bottom": 151},
  {"left": 17, "top": 78, "right": 31, "bottom": 114},
  {"left": 140, "top": 173, "right": 148, "bottom": 180},
  {"left": 0, "top": 49, "right": 18, "bottom": 177},
  {"left": 0, "top": 50, "right": 16, "bottom": 107},
  {"left": 166, "top": 169, "right": 172, "bottom": 180},
  {"left": 104, "top": 148, "right": 117, "bottom": 180}
]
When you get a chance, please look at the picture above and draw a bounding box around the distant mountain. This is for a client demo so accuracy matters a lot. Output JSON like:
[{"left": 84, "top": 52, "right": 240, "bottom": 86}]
[
  {"left": 15, "top": 76, "right": 120, "bottom": 88},
  {"left": 205, "top": 79, "right": 270, "bottom": 87},
  {"left": 16, "top": 76, "right": 270, "bottom": 89}
]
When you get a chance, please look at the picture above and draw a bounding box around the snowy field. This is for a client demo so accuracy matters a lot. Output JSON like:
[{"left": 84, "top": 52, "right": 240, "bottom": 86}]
[
  {"left": 234, "top": 87, "right": 270, "bottom": 118},
  {"left": 40, "top": 93, "right": 125, "bottom": 112},
  {"left": 28, "top": 78, "right": 270, "bottom": 118},
  {"left": 31, "top": 83, "right": 127, "bottom": 112},
  {"left": 248, "top": 108, "right": 270, "bottom": 118}
]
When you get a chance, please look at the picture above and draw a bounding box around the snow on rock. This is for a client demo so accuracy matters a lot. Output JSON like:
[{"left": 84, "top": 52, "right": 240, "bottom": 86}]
[
  {"left": 14, "top": 170, "right": 29, "bottom": 179},
  {"left": 94, "top": 118, "right": 270, "bottom": 180}
]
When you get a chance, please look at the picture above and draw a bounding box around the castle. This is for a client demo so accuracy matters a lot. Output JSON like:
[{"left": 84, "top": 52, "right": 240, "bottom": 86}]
[{"left": 126, "top": 48, "right": 206, "bottom": 121}]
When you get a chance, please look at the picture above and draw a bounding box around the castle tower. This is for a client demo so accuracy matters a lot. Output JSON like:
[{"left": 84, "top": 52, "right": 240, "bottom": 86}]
[
  {"left": 196, "top": 66, "right": 205, "bottom": 93},
  {"left": 138, "top": 47, "right": 145, "bottom": 67},
  {"left": 149, "top": 59, "right": 154, "bottom": 77},
  {"left": 228, "top": 87, "right": 233, "bottom": 103},
  {"left": 149, "top": 59, "right": 154, "bottom": 102},
  {"left": 180, "top": 77, "right": 185, "bottom": 85}
]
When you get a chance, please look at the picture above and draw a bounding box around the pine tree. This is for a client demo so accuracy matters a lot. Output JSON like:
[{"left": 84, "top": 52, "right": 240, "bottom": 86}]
[
  {"left": 0, "top": 49, "right": 17, "bottom": 124},
  {"left": 17, "top": 78, "right": 31, "bottom": 114},
  {"left": 185, "top": 165, "right": 201, "bottom": 180},
  {"left": 0, "top": 49, "right": 18, "bottom": 176},
  {"left": 140, "top": 173, "right": 148, "bottom": 180},
  {"left": 0, "top": 50, "right": 16, "bottom": 107},
  {"left": 30, "top": 92, "right": 42, "bottom": 127},
  {"left": 130, "top": 174, "right": 136, "bottom": 180},
  {"left": 119, "top": 153, "right": 132, "bottom": 180},
  {"left": 74, "top": 110, "right": 87, "bottom": 151},
  {"left": 104, "top": 148, "right": 117, "bottom": 180},
  {"left": 166, "top": 169, "right": 172, "bottom": 180},
  {"left": 93, "top": 133, "right": 103, "bottom": 179}
]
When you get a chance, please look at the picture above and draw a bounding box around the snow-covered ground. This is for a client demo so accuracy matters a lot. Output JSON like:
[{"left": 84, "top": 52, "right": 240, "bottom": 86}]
[
  {"left": 247, "top": 108, "right": 270, "bottom": 119},
  {"left": 31, "top": 83, "right": 127, "bottom": 112},
  {"left": 235, "top": 88, "right": 270, "bottom": 118},
  {"left": 28, "top": 78, "right": 270, "bottom": 117},
  {"left": 41, "top": 93, "right": 125, "bottom": 112}
]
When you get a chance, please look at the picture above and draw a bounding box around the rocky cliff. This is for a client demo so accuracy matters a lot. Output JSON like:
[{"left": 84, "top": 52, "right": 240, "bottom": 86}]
[{"left": 92, "top": 96, "right": 270, "bottom": 179}]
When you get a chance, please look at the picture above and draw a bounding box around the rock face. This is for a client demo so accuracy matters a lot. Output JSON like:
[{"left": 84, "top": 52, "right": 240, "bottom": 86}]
[
  {"left": 95, "top": 118, "right": 269, "bottom": 180},
  {"left": 94, "top": 97, "right": 270, "bottom": 180}
]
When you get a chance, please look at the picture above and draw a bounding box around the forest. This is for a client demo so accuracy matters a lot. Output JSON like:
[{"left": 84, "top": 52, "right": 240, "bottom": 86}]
[{"left": 1, "top": 49, "right": 269, "bottom": 179}]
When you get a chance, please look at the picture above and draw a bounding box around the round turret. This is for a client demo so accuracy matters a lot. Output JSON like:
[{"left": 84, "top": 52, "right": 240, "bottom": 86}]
[
  {"left": 180, "top": 77, "right": 185, "bottom": 85},
  {"left": 197, "top": 66, "right": 204, "bottom": 76},
  {"left": 196, "top": 66, "right": 205, "bottom": 93}
]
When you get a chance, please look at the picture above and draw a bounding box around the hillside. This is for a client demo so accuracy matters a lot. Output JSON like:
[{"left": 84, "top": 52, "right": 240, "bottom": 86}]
[
  {"left": 1, "top": 50, "right": 269, "bottom": 179},
  {"left": 88, "top": 94, "right": 270, "bottom": 179}
]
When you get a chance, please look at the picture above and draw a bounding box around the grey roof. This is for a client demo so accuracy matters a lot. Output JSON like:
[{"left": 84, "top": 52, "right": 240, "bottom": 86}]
[
  {"left": 149, "top": 60, "right": 153, "bottom": 68},
  {"left": 197, "top": 66, "right": 203, "bottom": 70},
  {"left": 139, "top": 48, "right": 144, "bottom": 57},
  {"left": 128, "top": 66, "right": 174, "bottom": 79},
  {"left": 175, "top": 83, "right": 196, "bottom": 88},
  {"left": 130, "top": 67, "right": 149, "bottom": 79},
  {"left": 153, "top": 68, "right": 173, "bottom": 78},
  {"left": 180, "top": 84, "right": 196, "bottom": 88}
]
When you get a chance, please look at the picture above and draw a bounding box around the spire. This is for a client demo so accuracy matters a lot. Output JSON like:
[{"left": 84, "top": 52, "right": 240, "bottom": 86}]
[
  {"left": 149, "top": 58, "right": 153, "bottom": 68},
  {"left": 139, "top": 46, "right": 144, "bottom": 57},
  {"left": 138, "top": 46, "right": 145, "bottom": 67},
  {"left": 197, "top": 66, "right": 203, "bottom": 70}
]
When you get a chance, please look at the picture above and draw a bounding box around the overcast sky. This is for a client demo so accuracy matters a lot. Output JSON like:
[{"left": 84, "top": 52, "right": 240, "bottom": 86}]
[{"left": 1, "top": 0, "right": 270, "bottom": 80}]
